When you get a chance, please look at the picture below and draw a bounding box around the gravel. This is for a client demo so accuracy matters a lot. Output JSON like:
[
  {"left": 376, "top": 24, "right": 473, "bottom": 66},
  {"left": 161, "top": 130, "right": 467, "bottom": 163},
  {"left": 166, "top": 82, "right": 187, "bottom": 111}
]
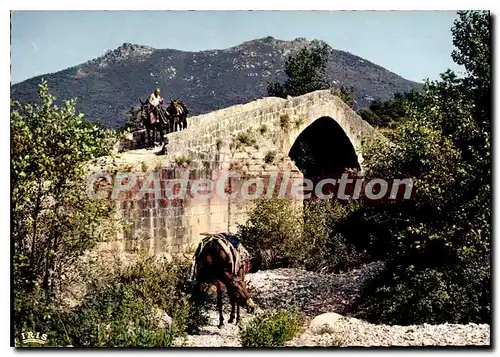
[
  {"left": 246, "top": 261, "right": 386, "bottom": 316},
  {"left": 174, "top": 262, "right": 490, "bottom": 347},
  {"left": 287, "top": 318, "right": 490, "bottom": 347}
]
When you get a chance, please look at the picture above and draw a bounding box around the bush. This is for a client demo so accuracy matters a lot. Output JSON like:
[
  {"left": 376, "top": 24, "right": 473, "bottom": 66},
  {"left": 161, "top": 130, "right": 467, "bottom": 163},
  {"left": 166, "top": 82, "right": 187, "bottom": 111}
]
[
  {"left": 64, "top": 280, "right": 175, "bottom": 347},
  {"left": 331, "top": 86, "right": 356, "bottom": 107},
  {"left": 279, "top": 114, "right": 291, "bottom": 131},
  {"left": 239, "top": 307, "right": 305, "bottom": 347},
  {"left": 174, "top": 155, "right": 191, "bottom": 167},
  {"left": 238, "top": 199, "right": 302, "bottom": 270},
  {"left": 353, "top": 259, "right": 490, "bottom": 325},
  {"left": 238, "top": 198, "right": 367, "bottom": 273},
  {"left": 263, "top": 151, "right": 276, "bottom": 164},
  {"left": 235, "top": 130, "right": 257, "bottom": 149},
  {"left": 14, "top": 253, "right": 210, "bottom": 347},
  {"left": 285, "top": 200, "right": 367, "bottom": 273}
]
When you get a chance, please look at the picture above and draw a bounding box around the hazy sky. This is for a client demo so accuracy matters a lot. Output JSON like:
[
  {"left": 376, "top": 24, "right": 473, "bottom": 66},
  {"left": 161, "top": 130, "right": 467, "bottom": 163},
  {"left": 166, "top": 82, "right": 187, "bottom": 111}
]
[{"left": 10, "top": 10, "right": 463, "bottom": 84}]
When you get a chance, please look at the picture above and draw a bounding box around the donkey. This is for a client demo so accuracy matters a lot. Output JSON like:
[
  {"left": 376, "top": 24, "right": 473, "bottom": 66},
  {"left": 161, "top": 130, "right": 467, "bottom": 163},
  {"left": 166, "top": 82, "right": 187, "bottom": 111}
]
[
  {"left": 190, "top": 235, "right": 255, "bottom": 328},
  {"left": 166, "top": 99, "right": 189, "bottom": 132},
  {"left": 138, "top": 98, "right": 169, "bottom": 148}
]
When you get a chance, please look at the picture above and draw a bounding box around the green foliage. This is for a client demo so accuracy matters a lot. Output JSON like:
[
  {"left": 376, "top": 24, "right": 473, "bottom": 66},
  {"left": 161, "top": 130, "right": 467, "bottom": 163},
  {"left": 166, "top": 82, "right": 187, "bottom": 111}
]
[
  {"left": 239, "top": 307, "right": 305, "bottom": 347},
  {"left": 64, "top": 280, "right": 174, "bottom": 347},
  {"left": 12, "top": 80, "right": 117, "bottom": 334},
  {"left": 348, "top": 11, "right": 491, "bottom": 325},
  {"left": 267, "top": 40, "right": 331, "bottom": 98},
  {"left": 286, "top": 200, "right": 367, "bottom": 273},
  {"left": 238, "top": 198, "right": 366, "bottom": 273},
  {"left": 331, "top": 86, "right": 356, "bottom": 108},
  {"left": 354, "top": 262, "right": 490, "bottom": 325},
  {"left": 238, "top": 199, "right": 302, "bottom": 270},
  {"left": 119, "top": 106, "right": 143, "bottom": 133},
  {"left": 267, "top": 40, "right": 359, "bottom": 108},
  {"left": 357, "top": 90, "right": 421, "bottom": 128},
  {"left": 14, "top": 254, "right": 210, "bottom": 347},
  {"left": 174, "top": 155, "right": 192, "bottom": 167},
  {"left": 65, "top": 254, "right": 208, "bottom": 347}
]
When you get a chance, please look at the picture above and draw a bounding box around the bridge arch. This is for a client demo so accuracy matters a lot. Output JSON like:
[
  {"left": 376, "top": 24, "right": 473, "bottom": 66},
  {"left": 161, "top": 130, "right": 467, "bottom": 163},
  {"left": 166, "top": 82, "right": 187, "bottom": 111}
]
[
  {"left": 278, "top": 93, "right": 377, "bottom": 173},
  {"left": 288, "top": 116, "right": 360, "bottom": 182}
]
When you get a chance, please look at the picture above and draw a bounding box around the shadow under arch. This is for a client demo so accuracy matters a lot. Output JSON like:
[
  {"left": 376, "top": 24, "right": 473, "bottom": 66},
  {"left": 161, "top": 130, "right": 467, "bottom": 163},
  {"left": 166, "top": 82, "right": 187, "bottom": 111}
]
[{"left": 288, "top": 116, "right": 360, "bottom": 190}]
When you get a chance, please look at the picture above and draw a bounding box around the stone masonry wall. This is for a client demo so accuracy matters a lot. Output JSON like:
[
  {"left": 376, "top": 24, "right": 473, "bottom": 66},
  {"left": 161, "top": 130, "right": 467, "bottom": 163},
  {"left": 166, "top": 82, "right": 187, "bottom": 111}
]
[{"left": 104, "top": 90, "right": 376, "bottom": 255}]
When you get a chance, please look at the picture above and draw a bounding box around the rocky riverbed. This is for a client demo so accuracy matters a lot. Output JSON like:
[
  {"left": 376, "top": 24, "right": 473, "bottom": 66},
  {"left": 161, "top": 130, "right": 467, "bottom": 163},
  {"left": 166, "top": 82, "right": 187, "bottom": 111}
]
[{"left": 174, "top": 262, "right": 490, "bottom": 347}]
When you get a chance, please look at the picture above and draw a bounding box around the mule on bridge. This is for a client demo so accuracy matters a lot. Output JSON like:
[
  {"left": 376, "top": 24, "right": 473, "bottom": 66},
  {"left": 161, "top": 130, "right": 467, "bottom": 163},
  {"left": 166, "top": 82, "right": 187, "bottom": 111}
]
[
  {"left": 138, "top": 98, "right": 169, "bottom": 149},
  {"left": 166, "top": 99, "right": 189, "bottom": 133}
]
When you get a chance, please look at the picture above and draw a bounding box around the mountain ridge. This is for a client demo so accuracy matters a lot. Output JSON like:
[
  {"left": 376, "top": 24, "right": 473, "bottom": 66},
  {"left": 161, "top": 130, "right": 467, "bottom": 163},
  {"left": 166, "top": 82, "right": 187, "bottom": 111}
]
[{"left": 11, "top": 37, "right": 423, "bottom": 129}]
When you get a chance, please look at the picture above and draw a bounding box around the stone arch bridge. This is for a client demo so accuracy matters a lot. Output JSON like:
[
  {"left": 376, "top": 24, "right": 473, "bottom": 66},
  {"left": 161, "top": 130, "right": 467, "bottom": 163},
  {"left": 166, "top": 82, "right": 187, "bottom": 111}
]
[{"left": 101, "top": 90, "right": 379, "bottom": 254}]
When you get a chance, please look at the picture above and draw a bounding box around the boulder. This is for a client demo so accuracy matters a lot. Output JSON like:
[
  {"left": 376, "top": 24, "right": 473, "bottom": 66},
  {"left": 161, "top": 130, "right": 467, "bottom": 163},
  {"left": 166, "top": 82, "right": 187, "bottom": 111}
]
[{"left": 309, "top": 312, "right": 345, "bottom": 332}]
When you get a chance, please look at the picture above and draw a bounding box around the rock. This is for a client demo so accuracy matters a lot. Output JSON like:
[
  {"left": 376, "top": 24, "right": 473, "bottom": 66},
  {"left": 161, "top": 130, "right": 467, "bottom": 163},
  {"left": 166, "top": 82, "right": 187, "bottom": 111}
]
[
  {"left": 309, "top": 312, "right": 345, "bottom": 332},
  {"left": 151, "top": 306, "right": 172, "bottom": 329}
]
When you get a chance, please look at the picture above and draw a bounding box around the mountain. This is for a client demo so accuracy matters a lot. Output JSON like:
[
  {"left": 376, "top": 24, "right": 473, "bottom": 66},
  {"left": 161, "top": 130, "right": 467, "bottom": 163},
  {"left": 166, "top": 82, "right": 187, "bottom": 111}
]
[{"left": 11, "top": 37, "right": 423, "bottom": 129}]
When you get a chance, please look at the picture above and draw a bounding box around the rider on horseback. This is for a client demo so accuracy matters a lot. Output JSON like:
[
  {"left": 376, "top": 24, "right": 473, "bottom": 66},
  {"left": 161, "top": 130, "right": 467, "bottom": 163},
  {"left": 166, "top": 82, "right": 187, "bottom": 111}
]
[
  {"left": 148, "top": 88, "right": 164, "bottom": 112},
  {"left": 141, "top": 88, "right": 168, "bottom": 150}
]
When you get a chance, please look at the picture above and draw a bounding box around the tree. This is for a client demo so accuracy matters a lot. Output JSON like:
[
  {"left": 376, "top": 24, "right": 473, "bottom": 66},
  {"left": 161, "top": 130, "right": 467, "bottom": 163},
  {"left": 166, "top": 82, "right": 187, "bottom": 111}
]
[
  {"left": 331, "top": 86, "right": 356, "bottom": 108},
  {"left": 119, "top": 106, "right": 143, "bottom": 133},
  {"left": 12, "top": 80, "right": 118, "bottom": 333},
  {"left": 357, "top": 90, "right": 422, "bottom": 128},
  {"left": 348, "top": 11, "right": 491, "bottom": 325},
  {"left": 267, "top": 40, "right": 332, "bottom": 98}
]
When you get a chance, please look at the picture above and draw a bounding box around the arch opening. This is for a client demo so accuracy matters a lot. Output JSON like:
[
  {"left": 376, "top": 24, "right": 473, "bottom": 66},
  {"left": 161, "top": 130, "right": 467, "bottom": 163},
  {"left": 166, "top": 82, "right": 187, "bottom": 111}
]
[{"left": 288, "top": 116, "right": 360, "bottom": 199}]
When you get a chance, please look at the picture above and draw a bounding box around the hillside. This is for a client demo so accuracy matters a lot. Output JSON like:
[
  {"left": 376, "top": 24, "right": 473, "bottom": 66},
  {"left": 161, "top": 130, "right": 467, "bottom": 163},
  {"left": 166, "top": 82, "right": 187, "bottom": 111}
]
[{"left": 11, "top": 37, "right": 422, "bottom": 129}]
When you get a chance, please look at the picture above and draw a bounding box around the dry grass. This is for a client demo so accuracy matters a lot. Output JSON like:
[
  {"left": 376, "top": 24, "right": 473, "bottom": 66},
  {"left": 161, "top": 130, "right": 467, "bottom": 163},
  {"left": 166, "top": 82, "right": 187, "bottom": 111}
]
[{"left": 174, "top": 155, "right": 192, "bottom": 167}]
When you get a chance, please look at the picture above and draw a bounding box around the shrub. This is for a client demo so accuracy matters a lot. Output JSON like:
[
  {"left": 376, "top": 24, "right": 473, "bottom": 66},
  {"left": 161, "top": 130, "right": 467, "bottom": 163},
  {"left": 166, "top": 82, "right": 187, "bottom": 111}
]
[
  {"left": 238, "top": 198, "right": 366, "bottom": 273},
  {"left": 285, "top": 200, "right": 367, "bottom": 273},
  {"left": 264, "top": 151, "right": 276, "bottom": 164},
  {"left": 294, "top": 117, "right": 305, "bottom": 129},
  {"left": 235, "top": 130, "right": 257, "bottom": 149},
  {"left": 239, "top": 307, "right": 305, "bottom": 347},
  {"left": 63, "top": 280, "right": 175, "bottom": 347},
  {"left": 353, "top": 259, "right": 490, "bottom": 325},
  {"left": 14, "top": 253, "right": 210, "bottom": 347},
  {"left": 238, "top": 199, "right": 302, "bottom": 270},
  {"left": 258, "top": 124, "right": 269, "bottom": 135},
  {"left": 331, "top": 86, "right": 356, "bottom": 107}
]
